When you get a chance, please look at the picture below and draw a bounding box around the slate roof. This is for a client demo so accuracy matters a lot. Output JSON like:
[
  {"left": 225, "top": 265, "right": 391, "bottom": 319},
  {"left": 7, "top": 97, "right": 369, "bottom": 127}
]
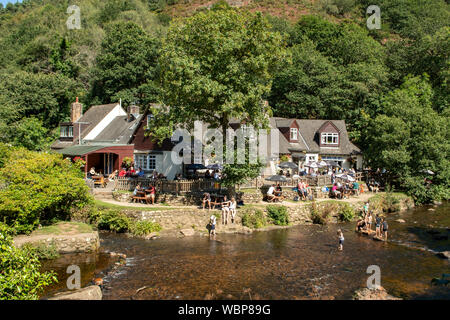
[
  {"left": 92, "top": 114, "right": 142, "bottom": 144},
  {"left": 77, "top": 103, "right": 119, "bottom": 139}
]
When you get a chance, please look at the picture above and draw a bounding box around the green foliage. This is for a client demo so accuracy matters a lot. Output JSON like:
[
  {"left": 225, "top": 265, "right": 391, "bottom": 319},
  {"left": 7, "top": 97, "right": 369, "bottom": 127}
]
[
  {"left": 94, "top": 209, "right": 131, "bottom": 233},
  {"left": 266, "top": 205, "right": 289, "bottom": 226},
  {"left": 129, "top": 220, "right": 162, "bottom": 236},
  {"left": 338, "top": 203, "right": 355, "bottom": 222},
  {"left": 241, "top": 208, "right": 267, "bottom": 229},
  {"left": 0, "top": 223, "right": 57, "bottom": 300},
  {"left": 310, "top": 201, "right": 330, "bottom": 225},
  {"left": 90, "top": 21, "right": 161, "bottom": 109},
  {"left": 23, "top": 241, "right": 60, "bottom": 260},
  {"left": 365, "top": 75, "right": 449, "bottom": 204},
  {"left": 0, "top": 146, "right": 92, "bottom": 234}
]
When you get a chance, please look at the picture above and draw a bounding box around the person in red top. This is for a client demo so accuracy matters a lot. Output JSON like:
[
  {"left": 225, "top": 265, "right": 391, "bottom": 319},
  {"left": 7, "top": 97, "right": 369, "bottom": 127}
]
[
  {"left": 118, "top": 168, "right": 126, "bottom": 177},
  {"left": 145, "top": 185, "right": 156, "bottom": 204}
]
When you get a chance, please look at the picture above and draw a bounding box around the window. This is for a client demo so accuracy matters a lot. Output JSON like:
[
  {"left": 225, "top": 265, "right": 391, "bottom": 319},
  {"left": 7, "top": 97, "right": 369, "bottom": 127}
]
[
  {"left": 135, "top": 154, "right": 156, "bottom": 171},
  {"left": 60, "top": 126, "right": 73, "bottom": 138},
  {"left": 290, "top": 128, "right": 298, "bottom": 140},
  {"left": 321, "top": 133, "right": 339, "bottom": 145}
]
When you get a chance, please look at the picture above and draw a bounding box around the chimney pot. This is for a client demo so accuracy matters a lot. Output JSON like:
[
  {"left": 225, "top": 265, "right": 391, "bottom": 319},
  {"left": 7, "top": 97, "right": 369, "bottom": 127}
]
[{"left": 71, "top": 98, "right": 83, "bottom": 123}]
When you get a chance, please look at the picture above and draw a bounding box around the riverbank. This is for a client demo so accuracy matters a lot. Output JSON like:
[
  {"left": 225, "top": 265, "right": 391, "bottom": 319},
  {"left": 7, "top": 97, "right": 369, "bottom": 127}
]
[{"left": 92, "top": 192, "right": 414, "bottom": 239}]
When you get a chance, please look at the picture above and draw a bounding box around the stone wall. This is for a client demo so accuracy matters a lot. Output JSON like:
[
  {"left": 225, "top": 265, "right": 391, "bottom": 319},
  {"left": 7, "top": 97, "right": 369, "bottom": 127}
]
[{"left": 14, "top": 232, "right": 100, "bottom": 254}]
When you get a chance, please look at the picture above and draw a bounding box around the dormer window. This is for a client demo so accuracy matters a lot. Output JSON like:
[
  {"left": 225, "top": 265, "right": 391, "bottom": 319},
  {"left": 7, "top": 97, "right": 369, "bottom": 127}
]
[
  {"left": 321, "top": 132, "right": 339, "bottom": 145},
  {"left": 60, "top": 125, "right": 73, "bottom": 138},
  {"left": 290, "top": 128, "right": 298, "bottom": 141}
]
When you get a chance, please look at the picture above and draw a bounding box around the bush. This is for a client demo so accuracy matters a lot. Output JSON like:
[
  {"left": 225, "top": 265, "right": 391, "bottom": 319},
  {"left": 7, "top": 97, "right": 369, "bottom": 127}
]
[
  {"left": 241, "top": 208, "right": 267, "bottom": 229},
  {"left": 129, "top": 220, "right": 162, "bottom": 236},
  {"left": 267, "top": 205, "right": 289, "bottom": 226},
  {"left": 338, "top": 203, "right": 355, "bottom": 222},
  {"left": 0, "top": 146, "right": 92, "bottom": 234},
  {"left": 310, "top": 201, "right": 330, "bottom": 225},
  {"left": 0, "top": 223, "right": 57, "bottom": 300},
  {"left": 95, "top": 210, "right": 131, "bottom": 233},
  {"left": 24, "top": 241, "right": 60, "bottom": 260}
]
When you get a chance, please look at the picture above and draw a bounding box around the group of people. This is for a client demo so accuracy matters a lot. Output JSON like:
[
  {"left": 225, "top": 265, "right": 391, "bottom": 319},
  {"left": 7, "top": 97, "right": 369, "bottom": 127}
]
[
  {"left": 266, "top": 184, "right": 284, "bottom": 202},
  {"left": 330, "top": 181, "right": 360, "bottom": 199},
  {"left": 355, "top": 202, "right": 389, "bottom": 240},
  {"left": 202, "top": 193, "right": 237, "bottom": 225},
  {"left": 133, "top": 183, "right": 157, "bottom": 204},
  {"left": 296, "top": 181, "right": 310, "bottom": 200}
]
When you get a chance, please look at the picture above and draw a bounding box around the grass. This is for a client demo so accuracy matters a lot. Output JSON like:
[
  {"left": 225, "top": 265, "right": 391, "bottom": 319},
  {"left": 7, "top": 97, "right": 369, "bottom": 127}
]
[
  {"left": 94, "top": 199, "right": 176, "bottom": 211},
  {"left": 32, "top": 221, "right": 93, "bottom": 236}
]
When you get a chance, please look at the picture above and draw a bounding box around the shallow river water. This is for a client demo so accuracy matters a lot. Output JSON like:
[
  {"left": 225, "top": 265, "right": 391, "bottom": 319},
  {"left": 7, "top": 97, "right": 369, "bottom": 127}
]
[{"left": 41, "top": 202, "right": 450, "bottom": 300}]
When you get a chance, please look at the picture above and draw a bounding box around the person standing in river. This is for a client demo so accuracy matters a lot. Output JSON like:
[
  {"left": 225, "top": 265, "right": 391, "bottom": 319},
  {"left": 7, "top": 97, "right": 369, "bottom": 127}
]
[
  {"left": 337, "top": 229, "right": 344, "bottom": 251},
  {"left": 382, "top": 218, "right": 389, "bottom": 241},
  {"left": 209, "top": 214, "right": 216, "bottom": 239},
  {"left": 375, "top": 214, "right": 382, "bottom": 238}
]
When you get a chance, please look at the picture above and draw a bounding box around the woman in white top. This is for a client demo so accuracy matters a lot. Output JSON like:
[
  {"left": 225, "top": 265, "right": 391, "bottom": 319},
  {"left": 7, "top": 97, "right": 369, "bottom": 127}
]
[
  {"left": 229, "top": 197, "right": 237, "bottom": 224},
  {"left": 221, "top": 195, "right": 230, "bottom": 225}
]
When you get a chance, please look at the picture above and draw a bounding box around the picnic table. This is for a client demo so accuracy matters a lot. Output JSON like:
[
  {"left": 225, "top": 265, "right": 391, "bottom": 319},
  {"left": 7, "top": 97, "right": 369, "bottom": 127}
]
[
  {"left": 92, "top": 175, "right": 106, "bottom": 188},
  {"left": 132, "top": 190, "right": 147, "bottom": 204}
]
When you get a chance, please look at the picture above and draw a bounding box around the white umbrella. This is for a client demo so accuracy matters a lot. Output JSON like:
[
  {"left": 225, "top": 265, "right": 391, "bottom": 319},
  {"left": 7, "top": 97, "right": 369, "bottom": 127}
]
[
  {"left": 318, "top": 160, "right": 328, "bottom": 167},
  {"left": 337, "top": 174, "right": 355, "bottom": 182},
  {"left": 305, "top": 161, "right": 320, "bottom": 168}
]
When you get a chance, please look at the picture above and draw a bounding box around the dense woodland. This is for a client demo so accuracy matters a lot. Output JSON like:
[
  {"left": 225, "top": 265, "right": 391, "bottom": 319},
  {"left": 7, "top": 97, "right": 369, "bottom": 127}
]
[{"left": 0, "top": 0, "right": 448, "bottom": 203}]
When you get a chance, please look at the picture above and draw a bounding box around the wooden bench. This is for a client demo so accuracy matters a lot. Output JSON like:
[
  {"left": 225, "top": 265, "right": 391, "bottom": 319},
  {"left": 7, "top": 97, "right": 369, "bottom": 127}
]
[{"left": 132, "top": 191, "right": 148, "bottom": 204}]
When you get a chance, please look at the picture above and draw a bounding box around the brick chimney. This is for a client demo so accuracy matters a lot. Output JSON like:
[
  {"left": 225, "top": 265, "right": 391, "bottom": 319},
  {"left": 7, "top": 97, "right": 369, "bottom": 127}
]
[
  {"left": 70, "top": 97, "right": 83, "bottom": 123},
  {"left": 127, "top": 105, "right": 140, "bottom": 122}
]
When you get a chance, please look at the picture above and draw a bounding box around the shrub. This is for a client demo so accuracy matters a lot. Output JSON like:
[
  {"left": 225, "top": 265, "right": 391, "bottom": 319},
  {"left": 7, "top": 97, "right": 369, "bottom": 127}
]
[
  {"left": 0, "top": 147, "right": 92, "bottom": 234},
  {"left": 241, "top": 208, "right": 267, "bottom": 229},
  {"left": 338, "top": 203, "right": 355, "bottom": 222},
  {"left": 96, "top": 210, "right": 131, "bottom": 233},
  {"left": 129, "top": 220, "right": 162, "bottom": 236},
  {"left": 24, "top": 241, "right": 60, "bottom": 260},
  {"left": 310, "top": 201, "right": 330, "bottom": 225},
  {"left": 0, "top": 223, "right": 57, "bottom": 300},
  {"left": 267, "top": 205, "right": 289, "bottom": 226}
]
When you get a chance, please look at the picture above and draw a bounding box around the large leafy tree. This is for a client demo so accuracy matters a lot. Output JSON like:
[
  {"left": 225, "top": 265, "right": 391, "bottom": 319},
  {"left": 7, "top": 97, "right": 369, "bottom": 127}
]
[
  {"left": 156, "top": 5, "right": 286, "bottom": 185},
  {"left": 365, "top": 76, "right": 449, "bottom": 204},
  {"left": 90, "top": 21, "right": 160, "bottom": 108}
]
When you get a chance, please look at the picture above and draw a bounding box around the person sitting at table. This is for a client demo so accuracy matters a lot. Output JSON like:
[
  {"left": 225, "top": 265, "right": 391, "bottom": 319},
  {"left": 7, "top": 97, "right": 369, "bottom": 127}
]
[
  {"left": 136, "top": 167, "right": 145, "bottom": 177},
  {"left": 133, "top": 183, "right": 142, "bottom": 196},
  {"left": 145, "top": 185, "right": 156, "bottom": 204},
  {"left": 118, "top": 168, "right": 127, "bottom": 177},
  {"left": 331, "top": 183, "right": 340, "bottom": 199},
  {"left": 108, "top": 170, "right": 118, "bottom": 181},
  {"left": 202, "top": 192, "right": 211, "bottom": 210},
  {"left": 229, "top": 197, "right": 237, "bottom": 224},
  {"left": 352, "top": 181, "right": 359, "bottom": 195},
  {"left": 221, "top": 195, "right": 231, "bottom": 225},
  {"left": 275, "top": 183, "right": 283, "bottom": 195},
  {"left": 158, "top": 173, "right": 166, "bottom": 179},
  {"left": 205, "top": 170, "right": 211, "bottom": 179},
  {"left": 89, "top": 167, "right": 97, "bottom": 176},
  {"left": 267, "top": 184, "right": 280, "bottom": 202},
  {"left": 152, "top": 170, "right": 158, "bottom": 180}
]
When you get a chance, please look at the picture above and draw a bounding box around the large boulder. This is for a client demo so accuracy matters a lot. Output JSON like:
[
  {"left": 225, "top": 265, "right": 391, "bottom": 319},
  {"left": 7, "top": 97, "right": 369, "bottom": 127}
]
[
  {"left": 353, "top": 287, "right": 401, "bottom": 300},
  {"left": 437, "top": 251, "right": 450, "bottom": 259},
  {"left": 48, "top": 285, "right": 102, "bottom": 300}
]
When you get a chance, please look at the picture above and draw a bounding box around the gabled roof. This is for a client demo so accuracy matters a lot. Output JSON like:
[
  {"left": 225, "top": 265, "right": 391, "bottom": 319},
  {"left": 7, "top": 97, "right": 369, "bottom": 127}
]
[
  {"left": 92, "top": 114, "right": 142, "bottom": 144},
  {"left": 77, "top": 103, "right": 119, "bottom": 139}
]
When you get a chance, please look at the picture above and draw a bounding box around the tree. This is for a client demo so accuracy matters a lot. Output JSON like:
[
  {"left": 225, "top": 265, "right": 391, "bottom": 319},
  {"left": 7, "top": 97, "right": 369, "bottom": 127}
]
[
  {"left": 90, "top": 21, "right": 160, "bottom": 109},
  {"left": 365, "top": 75, "right": 449, "bottom": 203},
  {"left": 0, "top": 146, "right": 92, "bottom": 233},
  {"left": 156, "top": 6, "right": 285, "bottom": 185}
]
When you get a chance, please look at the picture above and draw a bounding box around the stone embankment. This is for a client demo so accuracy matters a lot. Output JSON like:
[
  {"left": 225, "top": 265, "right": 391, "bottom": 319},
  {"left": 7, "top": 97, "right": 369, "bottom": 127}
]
[{"left": 14, "top": 231, "right": 100, "bottom": 253}]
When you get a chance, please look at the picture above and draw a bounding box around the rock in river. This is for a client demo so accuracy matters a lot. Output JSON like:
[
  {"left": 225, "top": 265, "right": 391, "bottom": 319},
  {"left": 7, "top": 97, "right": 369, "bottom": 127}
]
[
  {"left": 437, "top": 251, "right": 450, "bottom": 259},
  {"left": 48, "top": 285, "right": 102, "bottom": 300},
  {"left": 353, "top": 287, "right": 401, "bottom": 300}
]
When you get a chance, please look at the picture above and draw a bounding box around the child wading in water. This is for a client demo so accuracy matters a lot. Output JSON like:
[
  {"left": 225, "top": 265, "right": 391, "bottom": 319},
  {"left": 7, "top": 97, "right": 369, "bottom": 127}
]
[
  {"left": 209, "top": 214, "right": 216, "bottom": 239},
  {"left": 337, "top": 229, "right": 344, "bottom": 251}
]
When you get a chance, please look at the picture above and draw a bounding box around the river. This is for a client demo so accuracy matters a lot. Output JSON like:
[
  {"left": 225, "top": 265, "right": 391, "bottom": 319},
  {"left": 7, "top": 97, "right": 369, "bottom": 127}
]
[{"left": 41, "top": 202, "right": 450, "bottom": 300}]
